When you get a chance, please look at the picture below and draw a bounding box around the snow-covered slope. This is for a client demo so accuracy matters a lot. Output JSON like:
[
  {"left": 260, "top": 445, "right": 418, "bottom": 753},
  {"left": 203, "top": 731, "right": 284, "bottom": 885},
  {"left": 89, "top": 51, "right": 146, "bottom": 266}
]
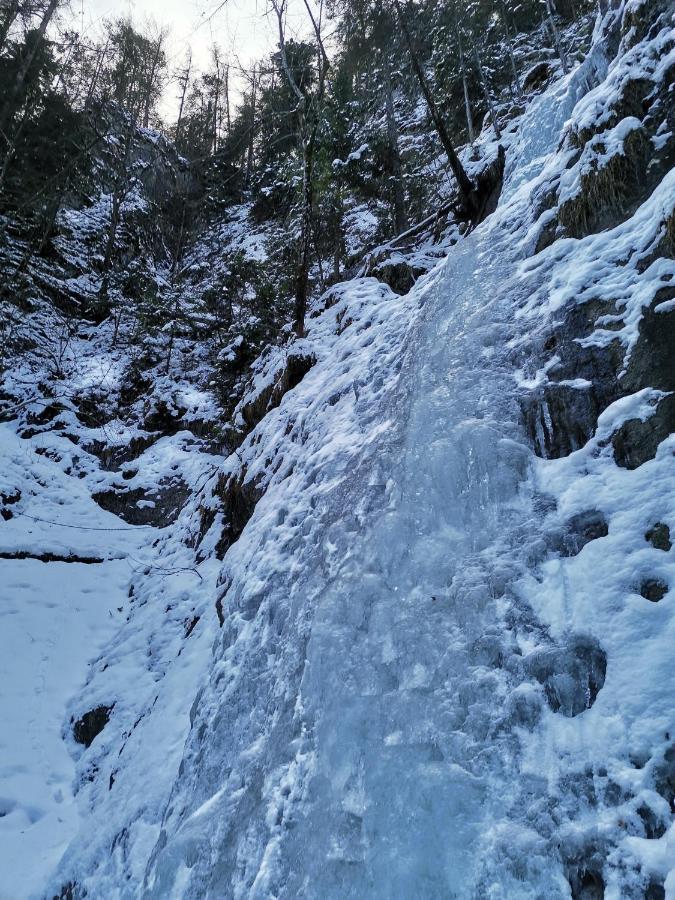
[{"left": 1, "top": 0, "right": 674, "bottom": 897}]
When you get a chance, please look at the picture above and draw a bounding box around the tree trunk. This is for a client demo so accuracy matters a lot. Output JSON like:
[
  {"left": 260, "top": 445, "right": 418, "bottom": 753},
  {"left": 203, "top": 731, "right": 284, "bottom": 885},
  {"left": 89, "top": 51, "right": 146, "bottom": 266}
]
[
  {"left": 0, "top": 97, "right": 33, "bottom": 194},
  {"left": 245, "top": 66, "right": 256, "bottom": 189},
  {"left": 0, "top": 0, "right": 21, "bottom": 54},
  {"left": 393, "top": 0, "right": 477, "bottom": 214},
  {"left": 100, "top": 125, "right": 134, "bottom": 296},
  {"left": 224, "top": 63, "right": 231, "bottom": 134},
  {"left": 457, "top": 30, "right": 475, "bottom": 145},
  {"left": 175, "top": 51, "right": 191, "bottom": 146},
  {"left": 294, "top": 130, "right": 314, "bottom": 337},
  {"left": 0, "top": 0, "right": 61, "bottom": 136},
  {"left": 472, "top": 44, "right": 502, "bottom": 139},
  {"left": 142, "top": 34, "right": 164, "bottom": 129},
  {"left": 498, "top": 1, "right": 522, "bottom": 97},
  {"left": 383, "top": 59, "right": 407, "bottom": 236},
  {"left": 85, "top": 39, "right": 109, "bottom": 108},
  {"left": 211, "top": 50, "right": 220, "bottom": 153},
  {"left": 545, "top": 0, "right": 569, "bottom": 72}
]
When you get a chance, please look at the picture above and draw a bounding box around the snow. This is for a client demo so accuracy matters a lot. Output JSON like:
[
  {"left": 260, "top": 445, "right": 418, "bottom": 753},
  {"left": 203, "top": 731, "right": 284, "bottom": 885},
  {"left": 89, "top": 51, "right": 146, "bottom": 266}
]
[
  {"left": 0, "top": 423, "right": 155, "bottom": 899},
  {"left": 519, "top": 167, "right": 675, "bottom": 369},
  {"left": 0, "top": 557, "right": 130, "bottom": 900},
  {"left": 2, "top": 1, "right": 675, "bottom": 897},
  {"left": 135, "top": 11, "right": 675, "bottom": 895}
]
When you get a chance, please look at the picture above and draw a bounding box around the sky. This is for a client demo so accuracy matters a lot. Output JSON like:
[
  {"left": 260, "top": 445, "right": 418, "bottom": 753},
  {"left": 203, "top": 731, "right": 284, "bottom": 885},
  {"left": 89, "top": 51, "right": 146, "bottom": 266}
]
[{"left": 79, "top": 0, "right": 314, "bottom": 119}]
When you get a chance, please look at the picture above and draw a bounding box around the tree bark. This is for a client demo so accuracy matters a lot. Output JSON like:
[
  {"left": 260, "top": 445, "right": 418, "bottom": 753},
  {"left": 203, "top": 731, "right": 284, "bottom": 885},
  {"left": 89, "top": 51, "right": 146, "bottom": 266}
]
[
  {"left": 294, "top": 133, "right": 312, "bottom": 335},
  {"left": 0, "top": 0, "right": 21, "bottom": 54},
  {"left": 498, "top": 1, "right": 522, "bottom": 97},
  {"left": 224, "top": 63, "right": 231, "bottom": 134},
  {"left": 0, "top": 0, "right": 60, "bottom": 137},
  {"left": 244, "top": 65, "right": 256, "bottom": 189},
  {"left": 457, "top": 29, "right": 475, "bottom": 145},
  {"left": 274, "top": 0, "right": 329, "bottom": 336},
  {"left": 393, "top": 0, "right": 477, "bottom": 214},
  {"left": 472, "top": 44, "right": 501, "bottom": 139},
  {"left": 544, "top": 0, "right": 569, "bottom": 72},
  {"left": 383, "top": 58, "right": 407, "bottom": 236},
  {"left": 142, "top": 33, "right": 164, "bottom": 129},
  {"left": 174, "top": 50, "right": 191, "bottom": 146}
]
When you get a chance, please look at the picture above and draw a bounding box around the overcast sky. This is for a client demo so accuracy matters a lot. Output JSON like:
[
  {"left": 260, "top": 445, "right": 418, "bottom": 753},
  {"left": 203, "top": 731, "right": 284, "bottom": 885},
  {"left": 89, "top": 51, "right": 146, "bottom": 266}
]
[{"left": 78, "top": 0, "right": 314, "bottom": 119}]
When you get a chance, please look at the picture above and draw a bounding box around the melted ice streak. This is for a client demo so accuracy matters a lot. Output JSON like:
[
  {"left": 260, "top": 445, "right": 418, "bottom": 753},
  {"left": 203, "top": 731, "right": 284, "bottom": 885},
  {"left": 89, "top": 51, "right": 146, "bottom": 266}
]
[{"left": 144, "top": 53, "right": 611, "bottom": 900}]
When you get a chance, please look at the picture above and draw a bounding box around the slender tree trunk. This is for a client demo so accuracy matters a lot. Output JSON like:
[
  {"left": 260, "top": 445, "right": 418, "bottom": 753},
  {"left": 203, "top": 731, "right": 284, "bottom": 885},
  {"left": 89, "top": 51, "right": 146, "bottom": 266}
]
[
  {"left": 383, "top": 58, "right": 407, "bottom": 236},
  {"left": 101, "top": 190, "right": 121, "bottom": 280},
  {"left": 164, "top": 197, "right": 188, "bottom": 373},
  {"left": 498, "top": 1, "right": 522, "bottom": 97},
  {"left": 224, "top": 63, "right": 231, "bottom": 134},
  {"left": 100, "top": 125, "right": 134, "bottom": 298},
  {"left": 0, "top": 0, "right": 20, "bottom": 54},
  {"left": 295, "top": 128, "right": 314, "bottom": 337},
  {"left": 174, "top": 51, "right": 191, "bottom": 146},
  {"left": 142, "top": 35, "right": 164, "bottom": 129},
  {"left": 273, "top": 0, "right": 329, "bottom": 335},
  {"left": 85, "top": 39, "right": 109, "bottom": 108},
  {"left": 0, "top": 0, "right": 60, "bottom": 135},
  {"left": 332, "top": 184, "right": 344, "bottom": 280},
  {"left": 245, "top": 65, "right": 256, "bottom": 189},
  {"left": 457, "top": 30, "right": 475, "bottom": 145},
  {"left": 0, "top": 97, "right": 33, "bottom": 194},
  {"left": 16, "top": 180, "right": 67, "bottom": 274},
  {"left": 544, "top": 0, "right": 569, "bottom": 72},
  {"left": 472, "top": 44, "right": 502, "bottom": 139},
  {"left": 212, "top": 75, "right": 219, "bottom": 153},
  {"left": 393, "top": 0, "right": 476, "bottom": 213}
]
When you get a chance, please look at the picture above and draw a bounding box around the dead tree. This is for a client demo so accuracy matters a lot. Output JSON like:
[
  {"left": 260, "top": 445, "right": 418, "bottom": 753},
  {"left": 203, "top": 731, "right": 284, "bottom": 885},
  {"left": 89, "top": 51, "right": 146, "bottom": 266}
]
[
  {"left": 141, "top": 28, "right": 166, "bottom": 129},
  {"left": 498, "top": 0, "right": 522, "bottom": 97}
]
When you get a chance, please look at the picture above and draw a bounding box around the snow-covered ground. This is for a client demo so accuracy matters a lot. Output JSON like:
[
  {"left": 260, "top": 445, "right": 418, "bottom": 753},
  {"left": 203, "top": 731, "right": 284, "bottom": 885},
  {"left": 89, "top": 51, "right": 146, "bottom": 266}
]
[{"left": 0, "top": 424, "right": 154, "bottom": 898}]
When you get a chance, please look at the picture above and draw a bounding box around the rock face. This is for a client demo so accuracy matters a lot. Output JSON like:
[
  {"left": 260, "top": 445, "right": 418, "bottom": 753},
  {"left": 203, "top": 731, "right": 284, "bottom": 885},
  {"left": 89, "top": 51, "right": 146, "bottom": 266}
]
[
  {"left": 523, "top": 60, "right": 554, "bottom": 92},
  {"left": 239, "top": 350, "right": 316, "bottom": 435},
  {"left": 72, "top": 706, "right": 113, "bottom": 748},
  {"left": 519, "top": 0, "right": 675, "bottom": 470},
  {"left": 639, "top": 578, "right": 669, "bottom": 602},
  {"left": 525, "top": 635, "right": 607, "bottom": 717},
  {"left": 646, "top": 523, "right": 672, "bottom": 551},
  {"left": 556, "top": 510, "right": 609, "bottom": 557},
  {"left": 93, "top": 478, "right": 190, "bottom": 527}
]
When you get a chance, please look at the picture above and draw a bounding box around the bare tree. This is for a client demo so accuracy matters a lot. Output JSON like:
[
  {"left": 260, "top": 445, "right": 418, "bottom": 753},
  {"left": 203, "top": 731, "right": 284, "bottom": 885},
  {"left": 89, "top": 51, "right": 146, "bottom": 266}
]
[
  {"left": 244, "top": 62, "right": 257, "bottom": 189},
  {"left": 498, "top": 0, "right": 522, "bottom": 98}
]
